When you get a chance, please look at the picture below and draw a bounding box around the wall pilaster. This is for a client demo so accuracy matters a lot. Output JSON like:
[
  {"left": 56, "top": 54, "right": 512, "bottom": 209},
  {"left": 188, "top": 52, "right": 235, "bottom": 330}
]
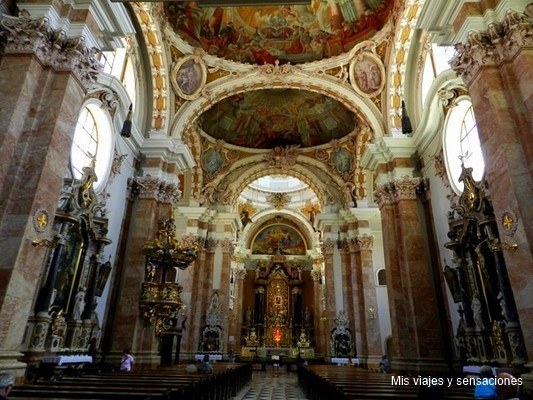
[
  {"left": 0, "top": 12, "right": 99, "bottom": 376},
  {"left": 375, "top": 177, "right": 448, "bottom": 373},
  {"left": 451, "top": 4, "right": 533, "bottom": 364}
]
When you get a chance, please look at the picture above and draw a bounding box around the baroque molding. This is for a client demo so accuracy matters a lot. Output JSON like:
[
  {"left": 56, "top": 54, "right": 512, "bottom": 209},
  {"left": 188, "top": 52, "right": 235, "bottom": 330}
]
[
  {"left": 131, "top": 176, "right": 182, "bottom": 203},
  {"left": 321, "top": 238, "right": 336, "bottom": 255},
  {"left": 374, "top": 176, "right": 423, "bottom": 208},
  {"left": 0, "top": 13, "right": 101, "bottom": 88},
  {"left": 450, "top": 8, "right": 533, "bottom": 85}
]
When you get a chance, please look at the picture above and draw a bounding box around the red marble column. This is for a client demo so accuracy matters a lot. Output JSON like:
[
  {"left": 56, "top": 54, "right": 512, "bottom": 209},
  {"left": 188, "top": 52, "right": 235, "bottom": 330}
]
[
  {"left": 0, "top": 14, "right": 98, "bottom": 375},
  {"left": 110, "top": 177, "right": 180, "bottom": 366},
  {"left": 219, "top": 238, "right": 233, "bottom": 352},
  {"left": 321, "top": 239, "right": 336, "bottom": 356},
  {"left": 450, "top": 7, "right": 533, "bottom": 362},
  {"left": 375, "top": 177, "right": 446, "bottom": 373},
  {"left": 310, "top": 267, "right": 325, "bottom": 356},
  {"left": 228, "top": 268, "right": 246, "bottom": 353}
]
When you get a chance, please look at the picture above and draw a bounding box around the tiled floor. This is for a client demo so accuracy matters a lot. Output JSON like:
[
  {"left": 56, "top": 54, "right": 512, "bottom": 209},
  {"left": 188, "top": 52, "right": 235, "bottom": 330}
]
[{"left": 233, "top": 369, "right": 308, "bottom": 400}]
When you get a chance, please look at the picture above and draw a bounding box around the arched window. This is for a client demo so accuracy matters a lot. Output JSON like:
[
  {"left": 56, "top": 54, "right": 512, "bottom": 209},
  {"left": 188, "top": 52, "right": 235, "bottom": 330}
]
[
  {"left": 71, "top": 103, "right": 114, "bottom": 192},
  {"left": 377, "top": 269, "right": 387, "bottom": 286},
  {"left": 443, "top": 98, "right": 485, "bottom": 194},
  {"left": 420, "top": 44, "right": 454, "bottom": 107}
]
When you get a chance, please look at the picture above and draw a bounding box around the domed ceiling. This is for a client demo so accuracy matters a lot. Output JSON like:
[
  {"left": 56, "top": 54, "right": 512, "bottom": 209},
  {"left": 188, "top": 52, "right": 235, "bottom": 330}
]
[
  {"left": 164, "top": 1, "right": 394, "bottom": 64},
  {"left": 200, "top": 89, "right": 357, "bottom": 149}
]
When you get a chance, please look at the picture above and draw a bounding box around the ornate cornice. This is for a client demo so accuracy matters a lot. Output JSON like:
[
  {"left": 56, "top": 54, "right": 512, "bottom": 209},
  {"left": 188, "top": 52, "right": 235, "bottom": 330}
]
[
  {"left": 0, "top": 13, "right": 101, "bottom": 88},
  {"left": 450, "top": 8, "right": 533, "bottom": 85}
]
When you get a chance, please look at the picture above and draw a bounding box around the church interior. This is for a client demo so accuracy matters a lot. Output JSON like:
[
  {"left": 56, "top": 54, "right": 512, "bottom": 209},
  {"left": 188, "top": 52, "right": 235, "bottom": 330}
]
[{"left": 0, "top": 0, "right": 532, "bottom": 398}]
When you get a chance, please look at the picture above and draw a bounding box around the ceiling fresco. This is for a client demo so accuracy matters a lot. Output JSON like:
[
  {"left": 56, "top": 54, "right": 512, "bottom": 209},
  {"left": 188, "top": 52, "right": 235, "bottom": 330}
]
[
  {"left": 164, "top": 0, "right": 394, "bottom": 64},
  {"left": 200, "top": 89, "right": 357, "bottom": 149}
]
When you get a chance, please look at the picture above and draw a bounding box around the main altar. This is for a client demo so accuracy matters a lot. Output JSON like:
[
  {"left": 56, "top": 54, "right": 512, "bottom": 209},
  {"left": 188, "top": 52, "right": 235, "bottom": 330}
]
[{"left": 240, "top": 253, "right": 315, "bottom": 358}]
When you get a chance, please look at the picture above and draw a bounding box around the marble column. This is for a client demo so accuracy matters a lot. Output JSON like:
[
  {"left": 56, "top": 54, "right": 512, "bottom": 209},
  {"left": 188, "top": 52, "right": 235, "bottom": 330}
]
[
  {"left": 310, "top": 267, "right": 325, "bottom": 355},
  {"left": 321, "top": 239, "right": 336, "bottom": 356},
  {"left": 0, "top": 13, "right": 99, "bottom": 376},
  {"left": 375, "top": 177, "right": 447, "bottom": 373},
  {"left": 219, "top": 238, "right": 234, "bottom": 352},
  {"left": 185, "top": 239, "right": 214, "bottom": 354},
  {"left": 340, "top": 241, "right": 355, "bottom": 347},
  {"left": 109, "top": 176, "right": 180, "bottom": 367},
  {"left": 450, "top": 5, "right": 533, "bottom": 365},
  {"left": 353, "top": 235, "right": 382, "bottom": 368},
  {"left": 228, "top": 268, "right": 246, "bottom": 352}
]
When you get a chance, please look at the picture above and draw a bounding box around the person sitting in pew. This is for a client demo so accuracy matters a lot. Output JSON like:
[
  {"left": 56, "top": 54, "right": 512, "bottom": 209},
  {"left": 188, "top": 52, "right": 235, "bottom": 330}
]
[{"left": 197, "top": 354, "right": 213, "bottom": 374}]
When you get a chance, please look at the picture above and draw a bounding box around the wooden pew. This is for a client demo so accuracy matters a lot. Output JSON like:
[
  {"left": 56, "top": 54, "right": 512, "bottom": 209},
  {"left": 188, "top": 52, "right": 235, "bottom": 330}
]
[
  {"left": 298, "top": 364, "right": 475, "bottom": 400},
  {"left": 10, "top": 362, "right": 252, "bottom": 400}
]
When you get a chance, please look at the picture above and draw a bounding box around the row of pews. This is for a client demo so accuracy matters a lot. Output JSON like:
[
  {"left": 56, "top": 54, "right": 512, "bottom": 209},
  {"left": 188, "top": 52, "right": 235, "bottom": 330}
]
[
  {"left": 10, "top": 362, "right": 252, "bottom": 400},
  {"left": 298, "top": 365, "right": 475, "bottom": 400}
]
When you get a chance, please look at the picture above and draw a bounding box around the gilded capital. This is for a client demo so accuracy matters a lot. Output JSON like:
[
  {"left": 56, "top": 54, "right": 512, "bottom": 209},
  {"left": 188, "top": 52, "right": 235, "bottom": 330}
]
[
  {"left": 233, "top": 268, "right": 247, "bottom": 280},
  {"left": 0, "top": 13, "right": 101, "bottom": 88},
  {"left": 221, "top": 237, "right": 234, "bottom": 253},
  {"left": 132, "top": 176, "right": 182, "bottom": 203},
  {"left": 320, "top": 238, "right": 336, "bottom": 255},
  {"left": 450, "top": 8, "right": 533, "bottom": 85}
]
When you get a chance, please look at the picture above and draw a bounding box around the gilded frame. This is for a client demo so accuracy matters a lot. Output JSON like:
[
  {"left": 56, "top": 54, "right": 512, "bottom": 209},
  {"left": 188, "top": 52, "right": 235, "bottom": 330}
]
[{"left": 171, "top": 55, "right": 207, "bottom": 100}]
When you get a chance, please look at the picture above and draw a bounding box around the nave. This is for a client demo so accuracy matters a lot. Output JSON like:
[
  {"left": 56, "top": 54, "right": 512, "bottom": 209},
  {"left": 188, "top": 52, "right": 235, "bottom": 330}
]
[{"left": 234, "top": 370, "right": 307, "bottom": 400}]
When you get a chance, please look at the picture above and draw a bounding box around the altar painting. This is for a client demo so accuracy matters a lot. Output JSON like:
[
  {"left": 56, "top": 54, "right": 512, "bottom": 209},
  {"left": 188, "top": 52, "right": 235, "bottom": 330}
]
[{"left": 252, "top": 224, "right": 306, "bottom": 255}]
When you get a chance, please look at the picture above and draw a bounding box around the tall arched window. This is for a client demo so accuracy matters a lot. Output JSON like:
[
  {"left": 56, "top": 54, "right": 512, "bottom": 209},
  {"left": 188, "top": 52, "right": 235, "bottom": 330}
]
[
  {"left": 71, "top": 103, "right": 114, "bottom": 192},
  {"left": 420, "top": 44, "right": 454, "bottom": 107},
  {"left": 443, "top": 98, "right": 485, "bottom": 194}
]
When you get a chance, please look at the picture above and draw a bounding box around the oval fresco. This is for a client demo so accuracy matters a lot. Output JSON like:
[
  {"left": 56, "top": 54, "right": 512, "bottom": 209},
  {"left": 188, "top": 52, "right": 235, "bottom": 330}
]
[
  {"left": 163, "top": 1, "right": 394, "bottom": 65},
  {"left": 252, "top": 224, "right": 306, "bottom": 255},
  {"left": 203, "top": 148, "right": 223, "bottom": 173},
  {"left": 333, "top": 148, "right": 351, "bottom": 173},
  {"left": 200, "top": 89, "right": 357, "bottom": 149}
]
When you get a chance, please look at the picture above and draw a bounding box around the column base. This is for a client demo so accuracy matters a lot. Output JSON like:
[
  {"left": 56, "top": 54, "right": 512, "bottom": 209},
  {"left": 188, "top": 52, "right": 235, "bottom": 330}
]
[
  {"left": 521, "top": 362, "right": 533, "bottom": 400},
  {"left": 0, "top": 350, "right": 28, "bottom": 380}
]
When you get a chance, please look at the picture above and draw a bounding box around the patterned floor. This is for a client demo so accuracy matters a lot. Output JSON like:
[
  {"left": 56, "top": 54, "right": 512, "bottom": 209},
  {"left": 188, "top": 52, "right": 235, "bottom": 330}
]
[{"left": 233, "top": 369, "right": 308, "bottom": 400}]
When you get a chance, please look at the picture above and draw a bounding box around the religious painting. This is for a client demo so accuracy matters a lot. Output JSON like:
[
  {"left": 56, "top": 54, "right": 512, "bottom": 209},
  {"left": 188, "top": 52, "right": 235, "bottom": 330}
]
[
  {"left": 203, "top": 148, "right": 223, "bottom": 174},
  {"left": 51, "top": 226, "right": 85, "bottom": 316},
  {"left": 251, "top": 224, "right": 306, "bottom": 255},
  {"left": 349, "top": 51, "right": 385, "bottom": 97},
  {"left": 332, "top": 148, "right": 351, "bottom": 173},
  {"left": 171, "top": 55, "right": 207, "bottom": 100},
  {"left": 163, "top": 1, "right": 394, "bottom": 65}
]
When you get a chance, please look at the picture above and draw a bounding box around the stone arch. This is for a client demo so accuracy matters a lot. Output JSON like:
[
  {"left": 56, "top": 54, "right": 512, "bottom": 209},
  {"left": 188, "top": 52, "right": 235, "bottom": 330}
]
[
  {"left": 241, "top": 208, "right": 316, "bottom": 254},
  {"left": 169, "top": 69, "right": 385, "bottom": 142}
]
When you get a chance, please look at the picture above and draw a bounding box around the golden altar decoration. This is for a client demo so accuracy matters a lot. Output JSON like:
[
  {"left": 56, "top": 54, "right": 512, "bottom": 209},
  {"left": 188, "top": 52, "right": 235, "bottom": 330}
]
[{"left": 139, "top": 211, "right": 199, "bottom": 335}]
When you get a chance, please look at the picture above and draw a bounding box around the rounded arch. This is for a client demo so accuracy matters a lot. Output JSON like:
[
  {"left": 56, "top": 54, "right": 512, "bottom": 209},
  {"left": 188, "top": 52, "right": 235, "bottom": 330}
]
[
  {"left": 241, "top": 208, "right": 316, "bottom": 253},
  {"left": 169, "top": 68, "right": 385, "bottom": 143}
]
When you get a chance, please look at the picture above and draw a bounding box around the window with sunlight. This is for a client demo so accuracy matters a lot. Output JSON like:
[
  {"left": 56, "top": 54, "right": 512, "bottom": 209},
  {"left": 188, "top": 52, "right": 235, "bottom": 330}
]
[
  {"left": 443, "top": 99, "right": 485, "bottom": 194},
  {"left": 71, "top": 103, "right": 114, "bottom": 193}
]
